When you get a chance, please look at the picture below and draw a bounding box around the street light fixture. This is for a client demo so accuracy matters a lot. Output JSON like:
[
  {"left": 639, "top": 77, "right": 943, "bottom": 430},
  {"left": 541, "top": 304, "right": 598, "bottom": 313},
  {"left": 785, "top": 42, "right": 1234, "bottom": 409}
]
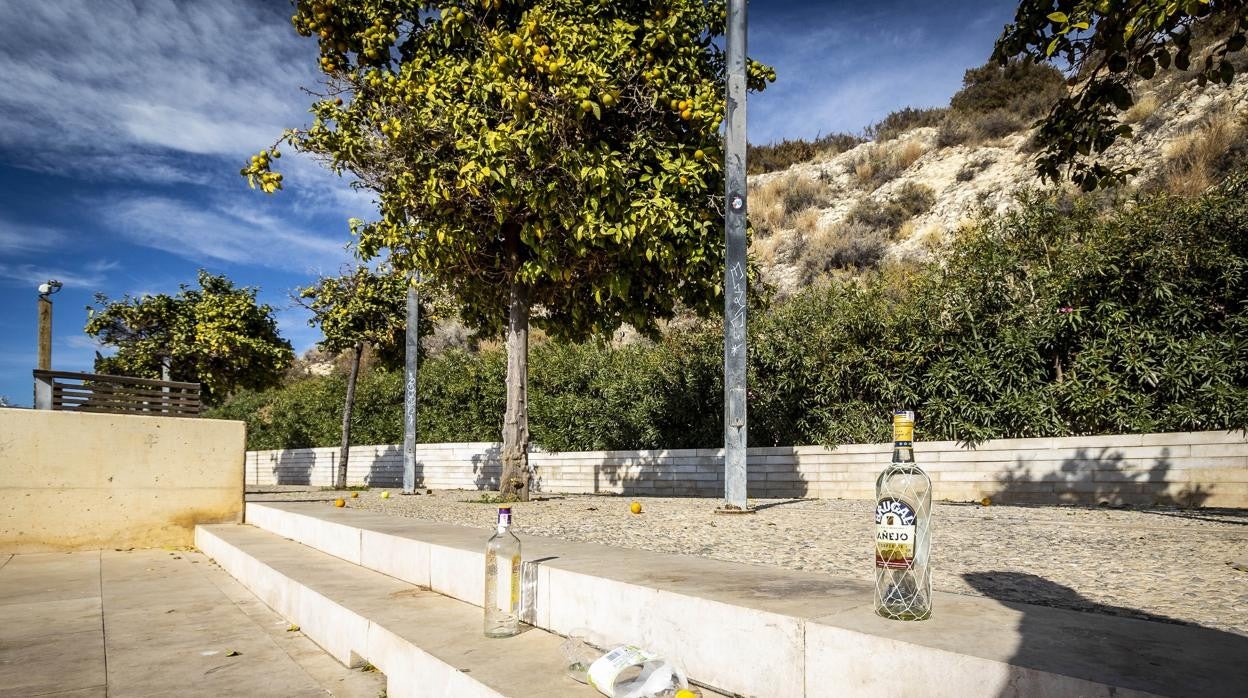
[{"left": 38, "top": 279, "right": 63, "bottom": 299}]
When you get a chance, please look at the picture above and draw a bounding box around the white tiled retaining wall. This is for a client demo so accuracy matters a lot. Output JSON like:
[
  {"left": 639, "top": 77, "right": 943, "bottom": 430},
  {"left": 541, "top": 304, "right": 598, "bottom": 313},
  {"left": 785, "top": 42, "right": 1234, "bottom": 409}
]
[{"left": 246, "top": 430, "right": 1248, "bottom": 507}]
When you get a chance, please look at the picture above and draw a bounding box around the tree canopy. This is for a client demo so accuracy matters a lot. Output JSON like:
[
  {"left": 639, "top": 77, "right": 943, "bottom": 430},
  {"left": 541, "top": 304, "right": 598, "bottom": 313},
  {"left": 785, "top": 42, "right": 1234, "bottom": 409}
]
[
  {"left": 297, "top": 265, "right": 410, "bottom": 367},
  {"left": 995, "top": 0, "right": 1248, "bottom": 189},
  {"left": 85, "top": 270, "right": 293, "bottom": 405},
  {"left": 246, "top": 0, "right": 772, "bottom": 340},
  {"left": 246, "top": 0, "right": 773, "bottom": 498}
]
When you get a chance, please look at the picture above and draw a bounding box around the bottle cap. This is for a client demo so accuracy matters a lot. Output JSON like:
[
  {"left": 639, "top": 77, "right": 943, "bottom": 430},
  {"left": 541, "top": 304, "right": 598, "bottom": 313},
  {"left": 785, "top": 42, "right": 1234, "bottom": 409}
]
[{"left": 893, "top": 410, "right": 915, "bottom": 443}]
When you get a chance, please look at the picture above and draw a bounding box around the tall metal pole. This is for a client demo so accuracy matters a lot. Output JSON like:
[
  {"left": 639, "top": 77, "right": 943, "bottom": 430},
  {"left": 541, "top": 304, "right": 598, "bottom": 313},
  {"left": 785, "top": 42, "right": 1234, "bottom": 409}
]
[
  {"left": 722, "top": 0, "right": 749, "bottom": 510},
  {"left": 402, "top": 280, "right": 419, "bottom": 494}
]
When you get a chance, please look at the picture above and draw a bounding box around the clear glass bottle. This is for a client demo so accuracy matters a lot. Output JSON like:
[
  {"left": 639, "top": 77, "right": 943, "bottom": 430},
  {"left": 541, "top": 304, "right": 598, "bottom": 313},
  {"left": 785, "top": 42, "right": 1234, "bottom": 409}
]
[
  {"left": 874, "top": 410, "right": 932, "bottom": 620},
  {"left": 484, "top": 506, "right": 522, "bottom": 638}
]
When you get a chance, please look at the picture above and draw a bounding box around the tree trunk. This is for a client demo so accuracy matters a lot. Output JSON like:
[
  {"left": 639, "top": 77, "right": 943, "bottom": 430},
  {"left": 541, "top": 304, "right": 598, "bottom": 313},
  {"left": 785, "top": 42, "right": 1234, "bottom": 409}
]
[
  {"left": 337, "top": 341, "right": 363, "bottom": 489},
  {"left": 499, "top": 278, "right": 531, "bottom": 501}
]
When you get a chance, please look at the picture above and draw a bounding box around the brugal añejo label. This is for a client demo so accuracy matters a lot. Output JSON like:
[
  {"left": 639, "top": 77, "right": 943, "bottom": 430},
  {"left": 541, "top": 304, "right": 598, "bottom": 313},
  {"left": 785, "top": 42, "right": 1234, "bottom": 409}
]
[{"left": 875, "top": 497, "right": 917, "bottom": 569}]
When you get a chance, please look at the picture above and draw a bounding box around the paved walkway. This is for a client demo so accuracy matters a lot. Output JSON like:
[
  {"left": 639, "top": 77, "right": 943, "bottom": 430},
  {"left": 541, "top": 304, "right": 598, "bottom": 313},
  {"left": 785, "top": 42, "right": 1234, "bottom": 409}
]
[
  {"left": 250, "top": 487, "right": 1248, "bottom": 636},
  {"left": 0, "top": 548, "right": 384, "bottom": 697}
]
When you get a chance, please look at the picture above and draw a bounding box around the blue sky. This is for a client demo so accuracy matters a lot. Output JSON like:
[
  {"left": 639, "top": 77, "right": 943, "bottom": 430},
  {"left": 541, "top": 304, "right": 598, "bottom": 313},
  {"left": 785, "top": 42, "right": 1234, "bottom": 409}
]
[{"left": 0, "top": 0, "right": 1016, "bottom": 405}]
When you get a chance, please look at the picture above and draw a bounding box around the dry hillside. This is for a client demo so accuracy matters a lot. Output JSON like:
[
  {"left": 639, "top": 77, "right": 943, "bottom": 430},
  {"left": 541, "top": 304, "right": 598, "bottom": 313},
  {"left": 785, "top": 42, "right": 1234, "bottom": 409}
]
[{"left": 748, "top": 69, "right": 1248, "bottom": 296}]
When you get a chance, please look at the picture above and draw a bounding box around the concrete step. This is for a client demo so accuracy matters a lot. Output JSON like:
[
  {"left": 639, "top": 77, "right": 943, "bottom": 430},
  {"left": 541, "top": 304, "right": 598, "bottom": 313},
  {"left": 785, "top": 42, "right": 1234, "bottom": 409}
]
[
  {"left": 241, "top": 501, "right": 1248, "bottom": 698},
  {"left": 195, "top": 523, "right": 603, "bottom": 698},
  {"left": 0, "top": 548, "right": 383, "bottom": 698}
]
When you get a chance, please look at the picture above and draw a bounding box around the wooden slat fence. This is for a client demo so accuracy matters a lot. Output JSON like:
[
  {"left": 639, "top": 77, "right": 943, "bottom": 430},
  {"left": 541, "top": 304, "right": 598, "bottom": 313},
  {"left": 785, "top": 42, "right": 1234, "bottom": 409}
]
[{"left": 33, "top": 370, "right": 201, "bottom": 417}]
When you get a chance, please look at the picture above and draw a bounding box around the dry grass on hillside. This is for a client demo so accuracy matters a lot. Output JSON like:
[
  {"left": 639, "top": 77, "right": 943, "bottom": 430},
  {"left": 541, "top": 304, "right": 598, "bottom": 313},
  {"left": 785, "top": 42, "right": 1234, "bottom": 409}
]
[
  {"left": 749, "top": 172, "right": 829, "bottom": 237},
  {"left": 851, "top": 138, "right": 927, "bottom": 189},
  {"left": 1123, "top": 93, "right": 1160, "bottom": 125},
  {"left": 1160, "top": 108, "right": 1245, "bottom": 197}
]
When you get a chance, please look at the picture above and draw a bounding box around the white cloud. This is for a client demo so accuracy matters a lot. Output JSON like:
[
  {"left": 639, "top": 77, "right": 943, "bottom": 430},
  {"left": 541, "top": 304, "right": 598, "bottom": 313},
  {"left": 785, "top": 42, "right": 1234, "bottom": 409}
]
[
  {"left": 0, "top": 217, "right": 68, "bottom": 253},
  {"left": 101, "top": 195, "right": 355, "bottom": 274},
  {"left": 0, "top": 0, "right": 370, "bottom": 220},
  {"left": 0, "top": 1, "right": 314, "bottom": 159},
  {"left": 0, "top": 259, "right": 119, "bottom": 290}
]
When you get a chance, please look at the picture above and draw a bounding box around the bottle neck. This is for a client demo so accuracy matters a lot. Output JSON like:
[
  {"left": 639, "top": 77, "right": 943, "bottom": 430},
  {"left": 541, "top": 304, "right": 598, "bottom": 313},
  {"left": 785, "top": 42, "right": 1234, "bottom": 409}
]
[
  {"left": 892, "top": 442, "right": 914, "bottom": 463},
  {"left": 891, "top": 412, "right": 915, "bottom": 463},
  {"left": 496, "top": 510, "right": 512, "bottom": 534}
]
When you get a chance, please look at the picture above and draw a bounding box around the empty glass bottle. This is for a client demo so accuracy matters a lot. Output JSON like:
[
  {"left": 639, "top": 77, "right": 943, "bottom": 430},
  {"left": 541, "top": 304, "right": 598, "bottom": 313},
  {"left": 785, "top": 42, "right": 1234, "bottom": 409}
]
[{"left": 484, "top": 506, "right": 522, "bottom": 637}]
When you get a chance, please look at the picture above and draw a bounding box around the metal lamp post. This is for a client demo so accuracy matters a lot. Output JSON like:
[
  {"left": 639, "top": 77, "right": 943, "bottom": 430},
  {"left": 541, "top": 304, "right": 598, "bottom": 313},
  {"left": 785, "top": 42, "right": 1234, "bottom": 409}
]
[
  {"left": 402, "top": 277, "right": 419, "bottom": 494},
  {"left": 722, "top": 0, "right": 750, "bottom": 511}
]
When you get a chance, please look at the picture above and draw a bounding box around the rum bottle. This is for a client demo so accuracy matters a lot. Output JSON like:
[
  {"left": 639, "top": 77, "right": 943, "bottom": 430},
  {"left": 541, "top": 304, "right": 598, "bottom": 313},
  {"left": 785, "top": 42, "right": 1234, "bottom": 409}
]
[{"left": 874, "top": 410, "right": 932, "bottom": 620}]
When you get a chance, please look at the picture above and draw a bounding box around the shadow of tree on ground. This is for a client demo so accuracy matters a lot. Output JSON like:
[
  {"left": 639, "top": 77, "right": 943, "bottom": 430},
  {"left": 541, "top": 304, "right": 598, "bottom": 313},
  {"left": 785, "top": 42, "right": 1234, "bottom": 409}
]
[{"left": 963, "top": 571, "right": 1248, "bottom": 697}]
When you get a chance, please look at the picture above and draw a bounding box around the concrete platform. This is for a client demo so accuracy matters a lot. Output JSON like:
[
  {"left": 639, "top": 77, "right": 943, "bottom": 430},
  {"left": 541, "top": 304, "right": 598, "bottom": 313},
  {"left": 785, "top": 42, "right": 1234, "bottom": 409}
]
[
  {"left": 0, "top": 548, "right": 383, "bottom": 697},
  {"left": 196, "top": 524, "right": 605, "bottom": 698},
  {"left": 237, "top": 501, "right": 1248, "bottom": 698}
]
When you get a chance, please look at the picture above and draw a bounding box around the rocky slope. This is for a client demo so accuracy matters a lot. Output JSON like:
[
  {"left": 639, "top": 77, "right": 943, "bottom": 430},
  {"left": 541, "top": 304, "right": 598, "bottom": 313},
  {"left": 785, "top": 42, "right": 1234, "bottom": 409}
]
[{"left": 747, "top": 73, "right": 1248, "bottom": 296}]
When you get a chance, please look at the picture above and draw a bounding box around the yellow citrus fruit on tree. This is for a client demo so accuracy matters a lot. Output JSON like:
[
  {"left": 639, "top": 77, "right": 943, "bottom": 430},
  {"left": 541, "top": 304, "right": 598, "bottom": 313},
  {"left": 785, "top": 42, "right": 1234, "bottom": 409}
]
[
  {"left": 334, "top": 498, "right": 345, "bottom": 508},
  {"left": 629, "top": 501, "right": 642, "bottom": 515}
]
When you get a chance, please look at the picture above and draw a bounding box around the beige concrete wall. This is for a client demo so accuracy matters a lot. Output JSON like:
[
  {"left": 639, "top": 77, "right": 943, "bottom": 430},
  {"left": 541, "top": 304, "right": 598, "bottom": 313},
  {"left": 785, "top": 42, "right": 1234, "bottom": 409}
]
[
  {"left": 249, "top": 430, "right": 1247, "bottom": 508},
  {"left": 1, "top": 408, "right": 245, "bottom": 552}
]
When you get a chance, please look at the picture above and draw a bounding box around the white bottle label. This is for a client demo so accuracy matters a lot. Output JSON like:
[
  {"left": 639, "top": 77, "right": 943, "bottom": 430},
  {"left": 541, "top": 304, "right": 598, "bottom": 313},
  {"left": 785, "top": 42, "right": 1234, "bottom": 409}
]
[
  {"left": 875, "top": 497, "right": 917, "bottom": 569},
  {"left": 586, "top": 645, "right": 660, "bottom": 696}
]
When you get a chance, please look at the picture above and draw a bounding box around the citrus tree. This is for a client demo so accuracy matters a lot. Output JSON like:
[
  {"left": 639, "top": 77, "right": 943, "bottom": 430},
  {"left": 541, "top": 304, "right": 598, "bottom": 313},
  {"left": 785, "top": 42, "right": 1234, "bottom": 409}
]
[
  {"left": 297, "top": 265, "right": 409, "bottom": 489},
  {"left": 244, "top": 0, "right": 773, "bottom": 499},
  {"left": 85, "top": 271, "right": 293, "bottom": 405},
  {"left": 995, "top": 0, "right": 1248, "bottom": 189}
]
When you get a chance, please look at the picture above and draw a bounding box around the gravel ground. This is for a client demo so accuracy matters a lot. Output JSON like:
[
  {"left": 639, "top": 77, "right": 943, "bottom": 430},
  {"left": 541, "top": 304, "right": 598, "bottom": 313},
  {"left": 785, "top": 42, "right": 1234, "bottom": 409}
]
[{"left": 248, "top": 487, "right": 1248, "bottom": 636}]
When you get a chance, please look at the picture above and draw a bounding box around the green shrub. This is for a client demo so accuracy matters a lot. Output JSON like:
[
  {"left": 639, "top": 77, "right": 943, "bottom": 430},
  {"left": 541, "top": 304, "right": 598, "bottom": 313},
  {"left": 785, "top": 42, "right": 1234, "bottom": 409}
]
[
  {"left": 934, "top": 60, "right": 1066, "bottom": 147},
  {"left": 847, "top": 183, "right": 935, "bottom": 236},
  {"left": 780, "top": 174, "right": 828, "bottom": 215},
  {"left": 210, "top": 176, "right": 1248, "bottom": 450},
  {"left": 867, "top": 106, "right": 948, "bottom": 142},
  {"left": 799, "top": 221, "right": 889, "bottom": 279},
  {"left": 747, "top": 133, "right": 865, "bottom": 174},
  {"left": 949, "top": 60, "right": 1065, "bottom": 118}
]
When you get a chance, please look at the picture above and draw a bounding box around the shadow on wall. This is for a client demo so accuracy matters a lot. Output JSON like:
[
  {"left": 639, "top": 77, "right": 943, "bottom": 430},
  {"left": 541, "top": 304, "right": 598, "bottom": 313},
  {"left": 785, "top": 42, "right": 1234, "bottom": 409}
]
[
  {"left": 271, "top": 450, "right": 314, "bottom": 486},
  {"left": 962, "top": 572, "right": 1248, "bottom": 697},
  {"left": 588, "top": 447, "right": 809, "bottom": 498},
  {"left": 472, "top": 443, "right": 502, "bottom": 490},
  {"left": 989, "top": 446, "right": 1213, "bottom": 508},
  {"left": 366, "top": 444, "right": 404, "bottom": 488}
]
